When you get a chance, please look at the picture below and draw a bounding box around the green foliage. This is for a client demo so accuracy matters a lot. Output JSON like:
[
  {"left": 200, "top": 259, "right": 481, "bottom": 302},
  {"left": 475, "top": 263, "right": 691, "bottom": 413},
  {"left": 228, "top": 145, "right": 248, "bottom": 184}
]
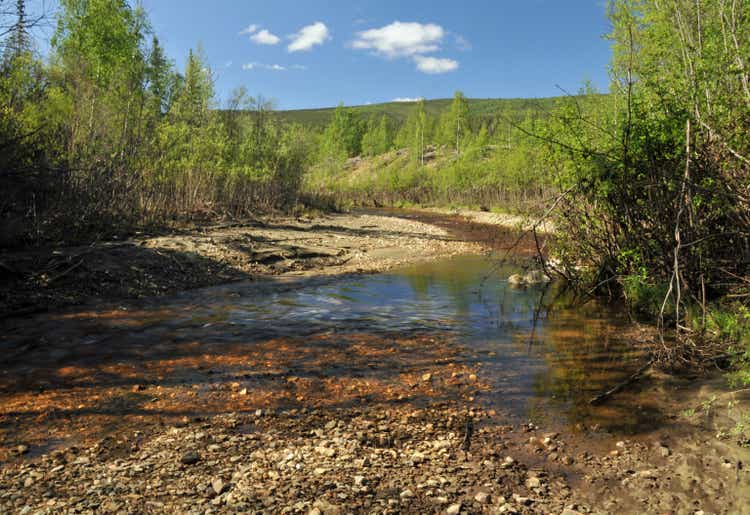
[
  {"left": 361, "top": 115, "right": 392, "bottom": 157},
  {"left": 319, "top": 103, "right": 364, "bottom": 162},
  {"left": 0, "top": 0, "right": 319, "bottom": 246},
  {"left": 539, "top": 1, "right": 750, "bottom": 379}
]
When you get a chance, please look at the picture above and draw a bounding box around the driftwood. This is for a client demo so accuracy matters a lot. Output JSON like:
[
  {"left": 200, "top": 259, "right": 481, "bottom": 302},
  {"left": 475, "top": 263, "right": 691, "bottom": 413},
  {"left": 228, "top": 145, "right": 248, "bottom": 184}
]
[{"left": 589, "top": 358, "right": 655, "bottom": 405}]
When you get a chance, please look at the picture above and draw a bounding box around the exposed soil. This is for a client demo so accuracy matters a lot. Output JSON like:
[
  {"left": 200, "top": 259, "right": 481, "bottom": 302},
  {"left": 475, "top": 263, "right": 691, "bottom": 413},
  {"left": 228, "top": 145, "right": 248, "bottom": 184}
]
[
  {"left": 1, "top": 211, "right": 749, "bottom": 514},
  {"left": 0, "top": 212, "right": 485, "bottom": 318}
]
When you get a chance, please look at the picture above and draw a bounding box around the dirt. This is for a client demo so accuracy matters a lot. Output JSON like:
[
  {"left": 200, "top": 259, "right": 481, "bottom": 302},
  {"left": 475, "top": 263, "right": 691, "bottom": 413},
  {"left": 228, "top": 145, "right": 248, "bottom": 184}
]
[
  {"left": 0, "top": 212, "right": 482, "bottom": 318},
  {"left": 1, "top": 210, "right": 750, "bottom": 514}
]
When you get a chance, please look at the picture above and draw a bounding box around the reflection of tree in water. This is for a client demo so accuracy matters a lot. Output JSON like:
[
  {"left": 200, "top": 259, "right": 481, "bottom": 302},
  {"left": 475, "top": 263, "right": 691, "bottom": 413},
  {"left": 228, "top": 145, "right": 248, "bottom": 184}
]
[
  {"left": 393, "top": 256, "right": 654, "bottom": 431},
  {"left": 521, "top": 292, "right": 649, "bottom": 431}
]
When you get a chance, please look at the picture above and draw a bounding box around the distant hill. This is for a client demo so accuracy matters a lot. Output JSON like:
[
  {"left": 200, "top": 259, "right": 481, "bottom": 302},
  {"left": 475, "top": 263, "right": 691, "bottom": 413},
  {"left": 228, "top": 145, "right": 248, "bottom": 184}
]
[{"left": 272, "top": 96, "right": 570, "bottom": 128}]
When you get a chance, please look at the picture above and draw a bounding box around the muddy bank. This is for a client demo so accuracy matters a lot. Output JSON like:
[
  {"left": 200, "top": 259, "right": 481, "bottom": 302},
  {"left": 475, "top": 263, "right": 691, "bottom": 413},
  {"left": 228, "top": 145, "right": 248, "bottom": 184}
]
[{"left": 0, "top": 212, "right": 485, "bottom": 318}]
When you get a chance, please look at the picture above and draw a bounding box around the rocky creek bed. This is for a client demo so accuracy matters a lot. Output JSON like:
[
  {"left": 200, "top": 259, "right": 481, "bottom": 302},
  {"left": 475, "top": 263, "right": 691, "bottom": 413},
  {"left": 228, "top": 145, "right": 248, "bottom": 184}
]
[
  {"left": 2, "top": 400, "right": 749, "bottom": 514},
  {"left": 2, "top": 210, "right": 750, "bottom": 514}
]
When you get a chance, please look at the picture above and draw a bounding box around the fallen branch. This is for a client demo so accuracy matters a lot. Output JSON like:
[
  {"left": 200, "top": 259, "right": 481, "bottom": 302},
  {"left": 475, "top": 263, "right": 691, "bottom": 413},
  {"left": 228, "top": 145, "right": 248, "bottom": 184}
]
[
  {"left": 589, "top": 358, "right": 655, "bottom": 405},
  {"left": 47, "top": 259, "right": 84, "bottom": 284}
]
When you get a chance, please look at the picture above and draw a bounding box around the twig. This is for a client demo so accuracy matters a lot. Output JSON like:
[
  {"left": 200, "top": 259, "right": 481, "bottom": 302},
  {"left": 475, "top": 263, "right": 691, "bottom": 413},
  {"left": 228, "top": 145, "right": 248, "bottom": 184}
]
[
  {"left": 589, "top": 358, "right": 655, "bottom": 405},
  {"left": 47, "top": 259, "right": 84, "bottom": 284}
]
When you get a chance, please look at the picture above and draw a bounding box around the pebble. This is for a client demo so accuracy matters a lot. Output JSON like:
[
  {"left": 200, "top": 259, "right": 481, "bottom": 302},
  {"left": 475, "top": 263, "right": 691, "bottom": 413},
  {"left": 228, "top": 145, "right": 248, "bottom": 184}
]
[
  {"left": 446, "top": 502, "right": 462, "bottom": 514},
  {"left": 211, "top": 478, "right": 225, "bottom": 495},
  {"left": 526, "top": 476, "right": 541, "bottom": 488},
  {"left": 180, "top": 451, "right": 200, "bottom": 465},
  {"left": 474, "top": 491, "right": 490, "bottom": 503},
  {"left": 422, "top": 373, "right": 433, "bottom": 382},
  {"left": 400, "top": 489, "right": 415, "bottom": 499}
]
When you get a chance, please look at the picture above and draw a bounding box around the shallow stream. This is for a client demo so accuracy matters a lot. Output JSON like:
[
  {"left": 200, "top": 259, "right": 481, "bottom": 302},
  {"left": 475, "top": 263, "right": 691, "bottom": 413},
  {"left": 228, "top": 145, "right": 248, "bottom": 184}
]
[{"left": 1, "top": 253, "right": 655, "bottom": 440}]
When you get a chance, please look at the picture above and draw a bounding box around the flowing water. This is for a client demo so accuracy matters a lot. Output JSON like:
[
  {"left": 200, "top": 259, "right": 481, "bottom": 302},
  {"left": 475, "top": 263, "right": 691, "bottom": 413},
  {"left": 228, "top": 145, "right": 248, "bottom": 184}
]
[{"left": 1, "top": 252, "right": 657, "bottom": 451}]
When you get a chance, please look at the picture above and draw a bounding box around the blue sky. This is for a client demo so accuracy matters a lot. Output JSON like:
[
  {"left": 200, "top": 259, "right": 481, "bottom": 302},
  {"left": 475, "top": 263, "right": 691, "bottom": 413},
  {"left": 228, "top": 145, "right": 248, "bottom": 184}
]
[{"left": 36, "top": 1, "right": 614, "bottom": 110}]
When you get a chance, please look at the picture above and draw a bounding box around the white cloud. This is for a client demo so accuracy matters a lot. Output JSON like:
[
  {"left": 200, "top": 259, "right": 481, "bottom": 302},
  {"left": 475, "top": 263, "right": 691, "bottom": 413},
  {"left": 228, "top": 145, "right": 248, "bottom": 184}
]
[
  {"left": 251, "top": 29, "right": 280, "bottom": 45},
  {"left": 242, "top": 62, "right": 301, "bottom": 72},
  {"left": 352, "top": 21, "right": 444, "bottom": 58},
  {"left": 225, "top": 60, "right": 233, "bottom": 68},
  {"left": 239, "top": 24, "right": 258, "bottom": 36},
  {"left": 288, "top": 22, "right": 330, "bottom": 52},
  {"left": 413, "top": 55, "right": 458, "bottom": 74},
  {"left": 392, "top": 97, "right": 424, "bottom": 103}
]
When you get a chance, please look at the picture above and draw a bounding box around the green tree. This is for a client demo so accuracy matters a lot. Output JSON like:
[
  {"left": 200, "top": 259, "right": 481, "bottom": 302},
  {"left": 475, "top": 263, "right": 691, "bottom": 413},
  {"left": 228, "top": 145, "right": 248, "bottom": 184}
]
[
  {"left": 442, "top": 90, "right": 469, "bottom": 155},
  {"left": 320, "top": 103, "right": 362, "bottom": 161}
]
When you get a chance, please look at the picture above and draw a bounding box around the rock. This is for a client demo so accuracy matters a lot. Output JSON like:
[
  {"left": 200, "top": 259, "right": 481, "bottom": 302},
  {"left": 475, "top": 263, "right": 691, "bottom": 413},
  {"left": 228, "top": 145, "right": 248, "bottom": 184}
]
[
  {"left": 422, "top": 373, "right": 433, "bottom": 382},
  {"left": 507, "top": 274, "right": 525, "bottom": 287},
  {"left": 308, "top": 509, "right": 322, "bottom": 515},
  {"left": 512, "top": 494, "right": 532, "bottom": 505},
  {"left": 433, "top": 439, "right": 452, "bottom": 450},
  {"left": 446, "top": 503, "right": 462, "bottom": 514},
  {"left": 14, "top": 444, "right": 29, "bottom": 455},
  {"left": 211, "top": 478, "right": 225, "bottom": 495},
  {"left": 315, "top": 445, "right": 336, "bottom": 457},
  {"left": 239, "top": 388, "right": 248, "bottom": 396},
  {"left": 615, "top": 440, "right": 626, "bottom": 449},
  {"left": 497, "top": 504, "right": 518, "bottom": 514},
  {"left": 400, "top": 489, "right": 415, "bottom": 499},
  {"left": 562, "top": 509, "right": 583, "bottom": 515},
  {"left": 354, "top": 475, "right": 367, "bottom": 487},
  {"left": 523, "top": 270, "right": 550, "bottom": 284},
  {"left": 658, "top": 446, "right": 671, "bottom": 457},
  {"left": 180, "top": 451, "right": 200, "bottom": 465},
  {"left": 501, "top": 456, "right": 515, "bottom": 468},
  {"left": 468, "top": 373, "right": 478, "bottom": 382},
  {"left": 526, "top": 476, "right": 541, "bottom": 488},
  {"left": 474, "top": 491, "right": 490, "bottom": 503}
]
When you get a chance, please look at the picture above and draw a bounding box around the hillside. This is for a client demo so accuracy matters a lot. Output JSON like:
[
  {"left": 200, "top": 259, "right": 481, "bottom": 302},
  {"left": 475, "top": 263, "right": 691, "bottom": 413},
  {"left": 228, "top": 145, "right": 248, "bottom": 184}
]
[{"left": 273, "top": 96, "right": 567, "bottom": 128}]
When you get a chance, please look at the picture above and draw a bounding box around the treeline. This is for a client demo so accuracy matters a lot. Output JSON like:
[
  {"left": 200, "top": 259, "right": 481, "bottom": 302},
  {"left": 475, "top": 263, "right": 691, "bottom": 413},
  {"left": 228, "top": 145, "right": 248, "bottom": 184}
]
[
  {"left": 1, "top": 0, "right": 314, "bottom": 247},
  {"left": 546, "top": 0, "right": 750, "bottom": 367},
  {"left": 305, "top": 93, "right": 556, "bottom": 210}
]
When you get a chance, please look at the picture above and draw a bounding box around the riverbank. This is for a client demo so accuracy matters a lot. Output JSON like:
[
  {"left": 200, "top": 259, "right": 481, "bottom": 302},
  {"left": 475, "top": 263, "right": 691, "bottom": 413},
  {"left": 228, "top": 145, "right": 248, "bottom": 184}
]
[{"left": 0, "top": 212, "right": 489, "bottom": 319}]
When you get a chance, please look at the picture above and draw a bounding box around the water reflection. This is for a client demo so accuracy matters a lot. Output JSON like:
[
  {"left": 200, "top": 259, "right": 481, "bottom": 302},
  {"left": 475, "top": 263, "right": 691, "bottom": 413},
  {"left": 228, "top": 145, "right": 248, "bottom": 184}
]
[
  {"left": 3, "top": 254, "right": 652, "bottom": 433},
  {"left": 387, "top": 255, "right": 650, "bottom": 431}
]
